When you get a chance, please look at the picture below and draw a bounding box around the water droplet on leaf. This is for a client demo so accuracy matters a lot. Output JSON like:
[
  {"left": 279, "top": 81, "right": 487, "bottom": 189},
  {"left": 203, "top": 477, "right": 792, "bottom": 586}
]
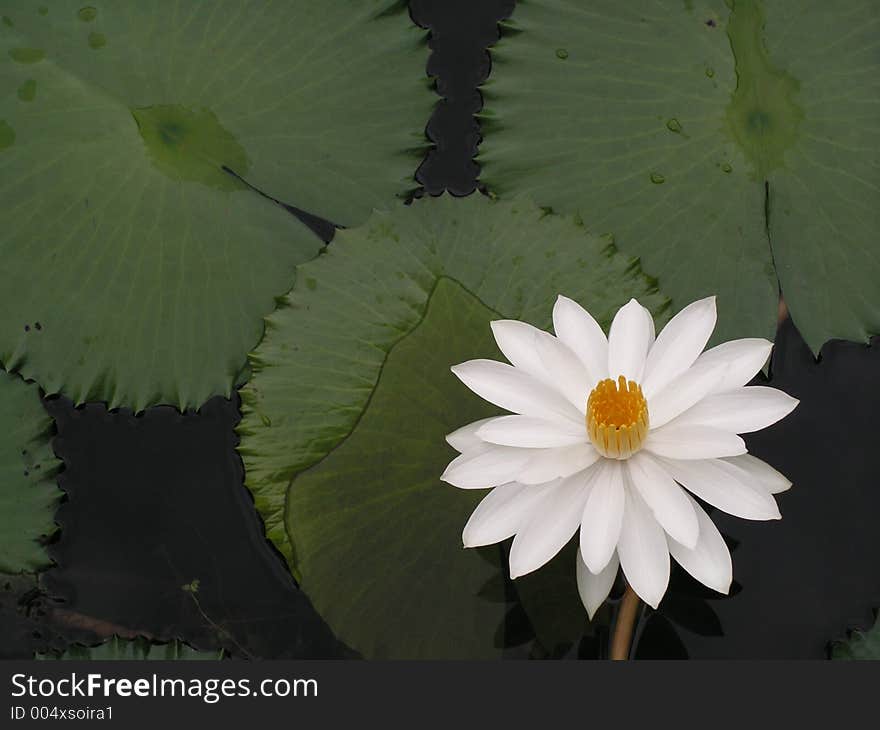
[
  {"left": 705, "top": 67, "right": 715, "bottom": 78},
  {"left": 666, "top": 118, "right": 682, "bottom": 133},
  {"left": 721, "top": 162, "right": 733, "bottom": 173},
  {"left": 88, "top": 32, "right": 106, "bottom": 49},
  {"left": 555, "top": 48, "right": 569, "bottom": 59},
  {"left": 78, "top": 6, "right": 97, "bottom": 22},
  {"left": 650, "top": 172, "right": 666, "bottom": 184}
]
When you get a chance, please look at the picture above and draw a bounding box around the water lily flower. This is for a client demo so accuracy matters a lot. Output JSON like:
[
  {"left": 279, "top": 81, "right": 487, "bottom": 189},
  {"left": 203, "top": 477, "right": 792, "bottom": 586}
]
[{"left": 441, "top": 296, "right": 798, "bottom": 617}]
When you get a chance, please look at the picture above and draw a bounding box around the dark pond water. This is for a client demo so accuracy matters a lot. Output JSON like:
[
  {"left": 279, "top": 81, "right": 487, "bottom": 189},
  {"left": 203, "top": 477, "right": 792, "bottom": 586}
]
[
  {"left": 37, "top": 396, "right": 348, "bottom": 660},
  {"left": 2, "top": 0, "right": 877, "bottom": 661},
  {"left": 654, "top": 318, "right": 880, "bottom": 659},
  {"left": 411, "top": 0, "right": 515, "bottom": 196}
]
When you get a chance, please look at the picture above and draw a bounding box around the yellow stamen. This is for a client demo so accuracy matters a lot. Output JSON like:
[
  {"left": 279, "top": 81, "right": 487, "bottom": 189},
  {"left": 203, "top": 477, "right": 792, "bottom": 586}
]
[{"left": 586, "top": 375, "right": 649, "bottom": 459}]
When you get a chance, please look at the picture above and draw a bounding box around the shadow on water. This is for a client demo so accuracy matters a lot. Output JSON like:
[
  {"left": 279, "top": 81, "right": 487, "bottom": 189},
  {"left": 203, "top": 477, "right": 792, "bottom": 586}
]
[{"left": 37, "top": 395, "right": 350, "bottom": 659}]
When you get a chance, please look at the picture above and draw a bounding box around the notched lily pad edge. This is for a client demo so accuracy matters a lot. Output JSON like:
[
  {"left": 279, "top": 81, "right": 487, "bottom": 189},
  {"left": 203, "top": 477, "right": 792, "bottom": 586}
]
[
  {"left": 38, "top": 634, "right": 226, "bottom": 661},
  {"left": 0, "top": 367, "right": 63, "bottom": 577},
  {"left": 410, "top": 0, "right": 514, "bottom": 195},
  {"left": 830, "top": 608, "right": 880, "bottom": 660}
]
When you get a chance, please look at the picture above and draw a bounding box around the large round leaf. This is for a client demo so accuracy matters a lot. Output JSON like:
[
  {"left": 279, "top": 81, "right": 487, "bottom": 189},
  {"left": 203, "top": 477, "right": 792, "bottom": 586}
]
[
  {"left": 237, "top": 193, "right": 668, "bottom": 658},
  {"left": 0, "top": 370, "right": 60, "bottom": 574},
  {"left": 480, "top": 0, "right": 879, "bottom": 352},
  {"left": 0, "top": 1, "right": 431, "bottom": 409}
]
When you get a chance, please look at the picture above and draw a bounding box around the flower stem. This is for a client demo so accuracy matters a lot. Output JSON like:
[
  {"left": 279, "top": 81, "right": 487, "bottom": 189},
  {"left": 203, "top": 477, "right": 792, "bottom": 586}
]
[{"left": 610, "top": 585, "right": 640, "bottom": 660}]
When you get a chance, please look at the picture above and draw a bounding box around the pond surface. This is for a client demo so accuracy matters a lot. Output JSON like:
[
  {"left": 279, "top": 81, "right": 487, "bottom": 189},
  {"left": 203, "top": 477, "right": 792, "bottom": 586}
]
[{"left": 2, "top": 0, "right": 876, "bottom": 661}]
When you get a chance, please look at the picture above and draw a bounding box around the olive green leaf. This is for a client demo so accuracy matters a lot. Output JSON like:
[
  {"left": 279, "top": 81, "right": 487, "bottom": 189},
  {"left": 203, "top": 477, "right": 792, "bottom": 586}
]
[
  {"left": 39, "top": 635, "right": 223, "bottom": 660},
  {"left": 832, "top": 615, "right": 880, "bottom": 660},
  {"left": 0, "top": 1, "right": 431, "bottom": 409},
  {"left": 0, "top": 370, "right": 60, "bottom": 574},
  {"left": 237, "top": 193, "right": 668, "bottom": 658},
  {"left": 480, "top": 0, "right": 879, "bottom": 352}
]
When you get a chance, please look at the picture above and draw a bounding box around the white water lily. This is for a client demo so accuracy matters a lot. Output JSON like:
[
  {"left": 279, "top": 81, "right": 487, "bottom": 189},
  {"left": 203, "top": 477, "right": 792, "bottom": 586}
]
[{"left": 441, "top": 296, "right": 798, "bottom": 617}]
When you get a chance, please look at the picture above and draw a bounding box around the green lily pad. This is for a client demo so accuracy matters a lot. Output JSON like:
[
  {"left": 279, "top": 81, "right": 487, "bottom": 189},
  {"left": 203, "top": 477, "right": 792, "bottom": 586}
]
[
  {"left": 480, "top": 0, "right": 880, "bottom": 352},
  {"left": 832, "top": 615, "right": 880, "bottom": 660},
  {"left": 40, "top": 635, "right": 222, "bottom": 660},
  {"left": 0, "top": 1, "right": 431, "bottom": 409},
  {"left": 0, "top": 370, "right": 60, "bottom": 574},
  {"left": 237, "top": 193, "right": 668, "bottom": 658}
]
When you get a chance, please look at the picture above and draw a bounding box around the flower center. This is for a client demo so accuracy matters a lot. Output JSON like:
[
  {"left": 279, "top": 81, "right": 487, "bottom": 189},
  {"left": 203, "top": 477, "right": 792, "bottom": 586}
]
[{"left": 586, "top": 375, "right": 649, "bottom": 459}]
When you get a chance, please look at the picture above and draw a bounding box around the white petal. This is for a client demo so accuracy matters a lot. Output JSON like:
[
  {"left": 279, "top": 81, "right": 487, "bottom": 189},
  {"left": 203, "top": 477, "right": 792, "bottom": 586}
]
[
  {"left": 667, "top": 386, "right": 799, "bottom": 434},
  {"left": 667, "top": 494, "right": 732, "bottom": 595},
  {"left": 508, "top": 473, "right": 592, "bottom": 579},
  {"left": 451, "top": 360, "right": 584, "bottom": 425},
  {"left": 616, "top": 485, "right": 670, "bottom": 609},
  {"left": 642, "top": 296, "right": 717, "bottom": 398},
  {"left": 577, "top": 548, "right": 619, "bottom": 620},
  {"left": 517, "top": 443, "right": 600, "bottom": 485},
  {"left": 607, "top": 299, "right": 655, "bottom": 382},
  {"left": 476, "top": 415, "right": 586, "bottom": 448},
  {"left": 552, "top": 295, "right": 609, "bottom": 386},
  {"left": 627, "top": 452, "right": 699, "bottom": 549},
  {"left": 646, "top": 360, "right": 727, "bottom": 430},
  {"left": 490, "top": 320, "right": 549, "bottom": 379},
  {"left": 694, "top": 338, "right": 773, "bottom": 394},
  {"left": 441, "top": 445, "right": 531, "bottom": 489},
  {"left": 446, "top": 417, "right": 496, "bottom": 453},
  {"left": 462, "top": 482, "right": 553, "bottom": 547},
  {"left": 644, "top": 423, "right": 746, "bottom": 460},
  {"left": 723, "top": 454, "right": 792, "bottom": 494},
  {"left": 533, "top": 331, "right": 592, "bottom": 411},
  {"left": 579, "top": 461, "right": 625, "bottom": 573},
  {"left": 659, "top": 457, "right": 781, "bottom": 520}
]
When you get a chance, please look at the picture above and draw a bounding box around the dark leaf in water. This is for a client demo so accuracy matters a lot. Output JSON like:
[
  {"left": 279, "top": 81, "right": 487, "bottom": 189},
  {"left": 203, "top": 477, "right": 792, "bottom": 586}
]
[
  {"left": 634, "top": 613, "right": 688, "bottom": 660},
  {"left": 659, "top": 594, "right": 724, "bottom": 638},
  {"left": 831, "top": 613, "right": 880, "bottom": 660}
]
